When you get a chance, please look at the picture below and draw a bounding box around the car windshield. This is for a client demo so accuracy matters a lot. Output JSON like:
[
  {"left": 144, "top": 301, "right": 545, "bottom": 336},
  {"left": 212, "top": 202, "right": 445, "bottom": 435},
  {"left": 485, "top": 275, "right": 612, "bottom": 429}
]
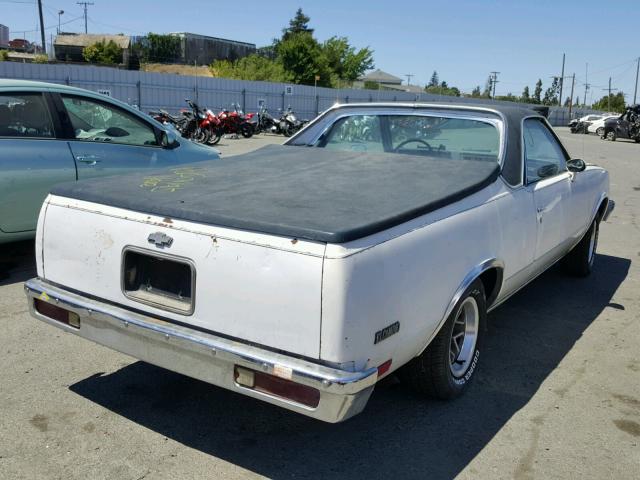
[{"left": 318, "top": 114, "right": 500, "bottom": 163}]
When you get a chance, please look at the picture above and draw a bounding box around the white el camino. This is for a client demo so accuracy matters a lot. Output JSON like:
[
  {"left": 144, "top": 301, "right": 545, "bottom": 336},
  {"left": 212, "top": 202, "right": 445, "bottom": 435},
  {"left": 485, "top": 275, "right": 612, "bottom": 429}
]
[{"left": 25, "top": 103, "right": 614, "bottom": 423}]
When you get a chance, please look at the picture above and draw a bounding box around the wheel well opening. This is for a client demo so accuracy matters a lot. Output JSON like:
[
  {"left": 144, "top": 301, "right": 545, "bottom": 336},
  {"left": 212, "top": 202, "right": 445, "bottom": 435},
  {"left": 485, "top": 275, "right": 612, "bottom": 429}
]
[
  {"left": 479, "top": 268, "right": 502, "bottom": 307},
  {"left": 597, "top": 197, "right": 609, "bottom": 221}
]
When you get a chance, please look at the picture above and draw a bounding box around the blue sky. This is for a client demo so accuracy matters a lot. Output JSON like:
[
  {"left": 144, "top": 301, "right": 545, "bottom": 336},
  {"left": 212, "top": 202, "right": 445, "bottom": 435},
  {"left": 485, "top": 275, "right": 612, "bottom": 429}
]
[{"left": 3, "top": 0, "right": 639, "bottom": 103}]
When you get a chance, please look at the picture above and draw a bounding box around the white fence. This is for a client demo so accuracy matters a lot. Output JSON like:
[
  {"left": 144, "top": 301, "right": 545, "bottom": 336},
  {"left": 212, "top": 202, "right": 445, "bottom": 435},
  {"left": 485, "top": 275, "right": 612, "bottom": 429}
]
[{"left": 0, "top": 62, "right": 601, "bottom": 125}]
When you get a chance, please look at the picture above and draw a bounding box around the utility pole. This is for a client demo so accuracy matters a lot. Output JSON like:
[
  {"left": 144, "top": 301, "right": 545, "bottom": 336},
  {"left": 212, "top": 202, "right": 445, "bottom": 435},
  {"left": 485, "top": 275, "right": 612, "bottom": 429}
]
[
  {"left": 405, "top": 74, "right": 414, "bottom": 86},
  {"left": 583, "top": 63, "right": 590, "bottom": 107},
  {"left": 558, "top": 53, "right": 565, "bottom": 107},
  {"left": 77, "top": 2, "right": 94, "bottom": 34},
  {"left": 602, "top": 77, "right": 618, "bottom": 112},
  {"left": 634, "top": 57, "right": 639, "bottom": 105},
  {"left": 490, "top": 71, "right": 500, "bottom": 98},
  {"left": 37, "top": 0, "right": 46, "bottom": 54},
  {"left": 568, "top": 73, "right": 575, "bottom": 117}
]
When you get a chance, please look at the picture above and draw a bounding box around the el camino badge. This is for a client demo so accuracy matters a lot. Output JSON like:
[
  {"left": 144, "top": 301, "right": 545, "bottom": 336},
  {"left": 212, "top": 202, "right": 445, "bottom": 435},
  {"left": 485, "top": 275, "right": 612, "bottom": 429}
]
[
  {"left": 374, "top": 321, "right": 400, "bottom": 344},
  {"left": 148, "top": 232, "right": 174, "bottom": 248}
]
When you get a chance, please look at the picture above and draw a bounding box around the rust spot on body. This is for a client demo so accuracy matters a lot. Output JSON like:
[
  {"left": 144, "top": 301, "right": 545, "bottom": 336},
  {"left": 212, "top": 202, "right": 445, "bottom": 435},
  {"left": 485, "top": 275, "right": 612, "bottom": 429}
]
[{"left": 163, "top": 217, "right": 173, "bottom": 224}]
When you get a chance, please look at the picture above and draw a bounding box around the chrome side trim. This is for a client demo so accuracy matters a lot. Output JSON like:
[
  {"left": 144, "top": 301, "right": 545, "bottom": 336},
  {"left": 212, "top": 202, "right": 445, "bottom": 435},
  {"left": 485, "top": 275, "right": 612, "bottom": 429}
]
[
  {"left": 24, "top": 278, "right": 377, "bottom": 423},
  {"left": 416, "top": 258, "right": 504, "bottom": 356}
]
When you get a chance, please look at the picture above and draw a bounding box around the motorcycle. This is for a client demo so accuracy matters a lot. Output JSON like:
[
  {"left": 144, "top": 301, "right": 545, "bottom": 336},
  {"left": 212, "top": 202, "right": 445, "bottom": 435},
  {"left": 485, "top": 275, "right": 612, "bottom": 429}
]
[
  {"left": 218, "top": 103, "right": 254, "bottom": 138},
  {"left": 254, "top": 105, "right": 283, "bottom": 135},
  {"left": 277, "top": 106, "right": 307, "bottom": 137},
  {"left": 150, "top": 100, "right": 215, "bottom": 145}
]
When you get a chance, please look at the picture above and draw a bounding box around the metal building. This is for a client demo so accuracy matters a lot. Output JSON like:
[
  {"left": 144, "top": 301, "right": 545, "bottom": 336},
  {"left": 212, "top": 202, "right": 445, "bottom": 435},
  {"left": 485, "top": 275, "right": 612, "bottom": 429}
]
[{"left": 171, "top": 32, "right": 256, "bottom": 65}]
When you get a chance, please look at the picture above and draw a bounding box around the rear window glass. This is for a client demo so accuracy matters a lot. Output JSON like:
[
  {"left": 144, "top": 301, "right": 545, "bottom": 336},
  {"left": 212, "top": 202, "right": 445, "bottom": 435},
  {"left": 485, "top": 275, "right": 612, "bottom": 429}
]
[
  {"left": 0, "top": 93, "right": 54, "bottom": 138},
  {"left": 320, "top": 114, "right": 500, "bottom": 162}
]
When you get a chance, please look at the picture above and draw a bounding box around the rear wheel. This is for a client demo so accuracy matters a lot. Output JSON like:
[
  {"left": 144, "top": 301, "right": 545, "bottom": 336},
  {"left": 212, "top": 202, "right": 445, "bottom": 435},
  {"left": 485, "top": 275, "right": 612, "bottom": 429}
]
[
  {"left": 398, "top": 279, "right": 486, "bottom": 399},
  {"left": 596, "top": 127, "right": 605, "bottom": 137},
  {"left": 606, "top": 130, "right": 616, "bottom": 141},
  {"left": 240, "top": 123, "right": 253, "bottom": 138},
  {"left": 563, "top": 218, "right": 599, "bottom": 277}
]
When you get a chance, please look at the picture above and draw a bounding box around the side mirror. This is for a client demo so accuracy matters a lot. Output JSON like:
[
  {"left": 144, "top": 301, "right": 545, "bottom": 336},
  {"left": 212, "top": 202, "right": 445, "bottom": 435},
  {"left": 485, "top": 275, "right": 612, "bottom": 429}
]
[
  {"left": 160, "top": 129, "right": 179, "bottom": 149},
  {"left": 567, "top": 158, "right": 586, "bottom": 173}
]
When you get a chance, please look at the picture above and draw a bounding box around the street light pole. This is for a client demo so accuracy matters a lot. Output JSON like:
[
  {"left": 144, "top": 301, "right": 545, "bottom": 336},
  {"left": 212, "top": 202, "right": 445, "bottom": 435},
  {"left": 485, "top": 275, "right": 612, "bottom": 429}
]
[
  {"left": 57, "top": 10, "right": 64, "bottom": 34},
  {"left": 558, "top": 53, "right": 565, "bottom": 107}
]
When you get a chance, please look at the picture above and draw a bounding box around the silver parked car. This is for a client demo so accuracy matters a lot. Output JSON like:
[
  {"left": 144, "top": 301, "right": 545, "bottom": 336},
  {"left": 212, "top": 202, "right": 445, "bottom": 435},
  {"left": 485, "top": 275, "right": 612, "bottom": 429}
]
[{"left": 0, "top": 79, "right": 220, "bottom": 244}]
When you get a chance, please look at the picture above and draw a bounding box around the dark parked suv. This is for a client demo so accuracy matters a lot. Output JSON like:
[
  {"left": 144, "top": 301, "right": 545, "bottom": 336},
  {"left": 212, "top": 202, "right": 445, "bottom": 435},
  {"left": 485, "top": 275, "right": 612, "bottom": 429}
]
[{"left": 602, "top": 105, "right": 640, "bottom": 142}]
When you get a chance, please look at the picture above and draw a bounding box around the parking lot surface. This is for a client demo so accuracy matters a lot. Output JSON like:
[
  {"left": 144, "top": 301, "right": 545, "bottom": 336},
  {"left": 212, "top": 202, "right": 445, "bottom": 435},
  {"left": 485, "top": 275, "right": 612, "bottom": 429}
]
[{"left": 0, "top": 129, "right": 638, "bottom": 480}]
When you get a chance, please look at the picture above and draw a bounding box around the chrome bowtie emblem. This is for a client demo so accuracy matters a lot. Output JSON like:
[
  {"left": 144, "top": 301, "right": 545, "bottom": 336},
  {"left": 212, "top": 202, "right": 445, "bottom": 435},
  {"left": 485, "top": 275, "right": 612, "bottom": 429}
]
[{"left": 148, "top": 232, "right": 174, "bottom": 248}]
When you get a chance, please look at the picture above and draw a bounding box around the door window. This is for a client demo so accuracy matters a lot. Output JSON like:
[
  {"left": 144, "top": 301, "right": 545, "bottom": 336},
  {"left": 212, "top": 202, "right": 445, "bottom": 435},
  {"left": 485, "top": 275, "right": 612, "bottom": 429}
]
[
  {"left": 0, "top": 93, "right": 54, "bottom": 138},
  {"left": 61, "top": 95, "right": 157, "bottom": 146},
  {"left": 523, "top": 118, "right": 567, "bottom": 183}
]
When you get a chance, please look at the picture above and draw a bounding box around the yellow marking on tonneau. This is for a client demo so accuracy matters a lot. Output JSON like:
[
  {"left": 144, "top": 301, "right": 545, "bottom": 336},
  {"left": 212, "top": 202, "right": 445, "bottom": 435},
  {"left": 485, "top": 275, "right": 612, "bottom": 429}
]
[{"left": 140, "top": 167, "right": 207, "bottom": 192}]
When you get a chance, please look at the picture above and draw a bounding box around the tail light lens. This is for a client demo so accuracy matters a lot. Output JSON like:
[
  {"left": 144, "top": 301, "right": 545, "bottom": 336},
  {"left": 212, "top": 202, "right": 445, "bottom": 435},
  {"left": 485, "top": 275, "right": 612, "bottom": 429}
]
[
  {"left": 234, "top": 366, "right": 320, "bottom": 408},
  {"left": 34, "top": 299, "right": 80, "bottom": 328}
]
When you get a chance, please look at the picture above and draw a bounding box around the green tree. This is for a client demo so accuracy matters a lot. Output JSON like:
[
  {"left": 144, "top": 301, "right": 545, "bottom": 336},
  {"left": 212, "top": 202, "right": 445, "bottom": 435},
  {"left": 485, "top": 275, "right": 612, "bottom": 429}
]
[
  {"left": 532, "top": 79, "right": 543, "bottom": 104},
  {"left": 140, "top": 33, "right": 181, "bottom": 63},
  {"left": 521, "top": 86, "right": 530, "bottom": 103},
  {"left": 0, "top": 50, "right": 9, "bottom": 61},
  {"left": 429, "top": 71, "right": 439, "bottom": 87},
  {"left": 575, "top": 96, "right": 580, "bottom": 107},
  {"left": 471, "top": 86, "right": 482, "bottom": 97},
  {"left": 322, "top": 36, "right": 374, "bottom": 84},
  {"left": 482, "top": 75, "right": 493, "bottom": 98},
  {"left": 282, "top": 8, "right": 313, "bottom": 40},
  {"left": 592, "top": 92, "right": 626, "bottom": 113},
  {"left": 543, "top": 77, "right": 559, "bottom": 105},
  {"left": 563, "top": 96, "right": 571, "bottom": 107},
  {"left": 210, "top": 55, "right": 291, "bottom": 82},
  {"left": 363, "top": 80, "right": 379, "bottom": 90},
  {"left": 82, "top": 40, "right": 121, "bottom": 65},
  {"left": 495, "top": 93, "right": 518, "bottom": 102},
  {"left": 425, "top": 79, "right": 460, "bottom": 97},
  {"left": 276, "top": 32, "right": 332, "bottom": 86}
]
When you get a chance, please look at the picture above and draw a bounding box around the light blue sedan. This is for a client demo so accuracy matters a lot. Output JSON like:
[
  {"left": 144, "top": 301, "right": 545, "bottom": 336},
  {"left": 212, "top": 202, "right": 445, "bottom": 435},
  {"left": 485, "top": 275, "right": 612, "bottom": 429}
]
[{"left": 0, "top": 79, "right": 220, "bottom": 243}]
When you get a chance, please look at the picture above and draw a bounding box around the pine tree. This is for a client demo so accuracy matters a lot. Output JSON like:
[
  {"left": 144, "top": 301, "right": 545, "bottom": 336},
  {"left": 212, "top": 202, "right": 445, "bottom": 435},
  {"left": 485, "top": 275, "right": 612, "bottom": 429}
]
[
  {"left": 521, "top": 86, "right": 530, "bottom": 102},
  {"left": 429, "top": 70, "right": 439, "bottom": 87},
  {"left": 532, "top": 79, "right": 543, "bottom": 104}
]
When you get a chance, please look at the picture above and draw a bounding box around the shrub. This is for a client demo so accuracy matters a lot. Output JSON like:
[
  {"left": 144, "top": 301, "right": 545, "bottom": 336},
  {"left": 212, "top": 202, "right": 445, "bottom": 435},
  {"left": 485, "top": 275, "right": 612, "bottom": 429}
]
[
  {"left": 82, "top": 40, "right": 121, "bottom": 65},
  {"left": 0, "top": 50, "right": 9, "bottom": 61},
  {"left": 33, "top": 54, "right": 48, "bottom": 64}
]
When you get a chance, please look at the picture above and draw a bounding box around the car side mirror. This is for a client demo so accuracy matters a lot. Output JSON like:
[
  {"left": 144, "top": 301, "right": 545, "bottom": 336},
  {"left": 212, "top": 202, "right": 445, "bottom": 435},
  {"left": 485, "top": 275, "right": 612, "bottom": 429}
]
[
  {"left": 160, "top": 129, "right": 179, "bottom": 149},
  {"left": 566, "top": 158, "right": 586, "bottom": 173}
]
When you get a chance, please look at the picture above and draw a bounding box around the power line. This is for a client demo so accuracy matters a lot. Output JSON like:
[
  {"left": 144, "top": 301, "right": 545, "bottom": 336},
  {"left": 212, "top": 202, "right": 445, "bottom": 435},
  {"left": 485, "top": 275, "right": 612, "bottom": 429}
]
[{"left": 404, "top": 74, "right": 414, "bottom": 86}]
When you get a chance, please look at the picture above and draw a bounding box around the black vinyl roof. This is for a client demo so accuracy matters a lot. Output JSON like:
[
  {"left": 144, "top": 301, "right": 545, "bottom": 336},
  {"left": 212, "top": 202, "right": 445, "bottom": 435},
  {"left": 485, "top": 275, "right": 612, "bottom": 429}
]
[{"left": 51, "top": 144, "right": 500, "bottom": 243}]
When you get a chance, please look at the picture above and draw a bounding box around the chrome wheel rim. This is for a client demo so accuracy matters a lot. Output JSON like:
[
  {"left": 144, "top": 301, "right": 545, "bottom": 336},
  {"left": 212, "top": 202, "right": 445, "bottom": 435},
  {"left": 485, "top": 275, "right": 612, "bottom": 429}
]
[
  {"left": 588, "top": 225, "right": 597, "bottom": 266},
  {"left": 449, "top": 297, "right": 479, "bottom": 378}
]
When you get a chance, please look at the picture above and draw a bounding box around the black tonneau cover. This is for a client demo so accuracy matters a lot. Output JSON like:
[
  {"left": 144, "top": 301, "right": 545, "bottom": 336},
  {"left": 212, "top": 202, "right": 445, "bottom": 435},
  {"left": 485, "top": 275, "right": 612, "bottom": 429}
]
[{"left": 51, "top": 145, "right": 500, "bottom": 243}]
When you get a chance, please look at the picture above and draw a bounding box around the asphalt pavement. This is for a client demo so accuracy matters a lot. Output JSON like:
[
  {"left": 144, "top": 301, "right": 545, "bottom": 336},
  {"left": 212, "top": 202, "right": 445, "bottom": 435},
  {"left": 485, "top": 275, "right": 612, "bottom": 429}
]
[{"left": 0, "top": 128, "right": 638, "bottom": 480}]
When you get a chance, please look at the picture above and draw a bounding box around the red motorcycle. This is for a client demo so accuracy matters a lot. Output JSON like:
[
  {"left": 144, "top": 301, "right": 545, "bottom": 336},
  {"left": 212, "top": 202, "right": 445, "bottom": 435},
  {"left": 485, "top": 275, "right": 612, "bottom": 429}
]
[{"left": 218, "top": 103, "right": 254, "bottom": 138}]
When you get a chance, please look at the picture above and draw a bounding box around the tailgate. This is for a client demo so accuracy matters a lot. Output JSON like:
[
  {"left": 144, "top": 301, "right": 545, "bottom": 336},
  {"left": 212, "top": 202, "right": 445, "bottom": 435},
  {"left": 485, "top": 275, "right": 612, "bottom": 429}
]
[{"left": 40, "top": 196, "right": 325, "bottom": 358}]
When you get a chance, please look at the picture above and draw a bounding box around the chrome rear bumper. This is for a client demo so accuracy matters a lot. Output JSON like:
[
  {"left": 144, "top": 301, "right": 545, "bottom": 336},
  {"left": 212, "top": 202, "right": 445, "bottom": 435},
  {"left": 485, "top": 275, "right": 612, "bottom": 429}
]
[{"left": 24, "top": 278, "right": 377, "bottom": 423}]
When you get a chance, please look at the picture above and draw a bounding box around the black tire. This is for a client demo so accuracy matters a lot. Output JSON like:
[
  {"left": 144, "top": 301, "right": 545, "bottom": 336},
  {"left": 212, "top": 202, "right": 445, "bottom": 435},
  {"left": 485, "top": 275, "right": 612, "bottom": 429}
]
[
  {"left": 240, "top": 123, "right": 253, "bottom": 138},
  {"left": 282, "top": 124, "right": 294, "bottom": 137},
  {"left": 606, "top": 130, "right": 616, "bottom": 141},
  {"left": 207, "top": 128, "right": 223, "bottom": 146},
  {"left": 596, "top": 127, "right": 605, "bottom": 137},
  {"left": 398, "top": 279, "right": 486, "bottom": 399},
  {"left": 563, "top": 219, "right": 599, "bottom": 277}
]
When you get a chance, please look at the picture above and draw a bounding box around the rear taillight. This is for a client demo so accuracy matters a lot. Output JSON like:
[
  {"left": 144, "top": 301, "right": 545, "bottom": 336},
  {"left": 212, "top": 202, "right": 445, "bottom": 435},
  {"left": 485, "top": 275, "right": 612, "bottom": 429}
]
[
  {"left": 234, "top": 366, "right": 320, "bottom": 408},
  {"left": 34, "top": 299, "right": 80, "bottom": 329}
]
